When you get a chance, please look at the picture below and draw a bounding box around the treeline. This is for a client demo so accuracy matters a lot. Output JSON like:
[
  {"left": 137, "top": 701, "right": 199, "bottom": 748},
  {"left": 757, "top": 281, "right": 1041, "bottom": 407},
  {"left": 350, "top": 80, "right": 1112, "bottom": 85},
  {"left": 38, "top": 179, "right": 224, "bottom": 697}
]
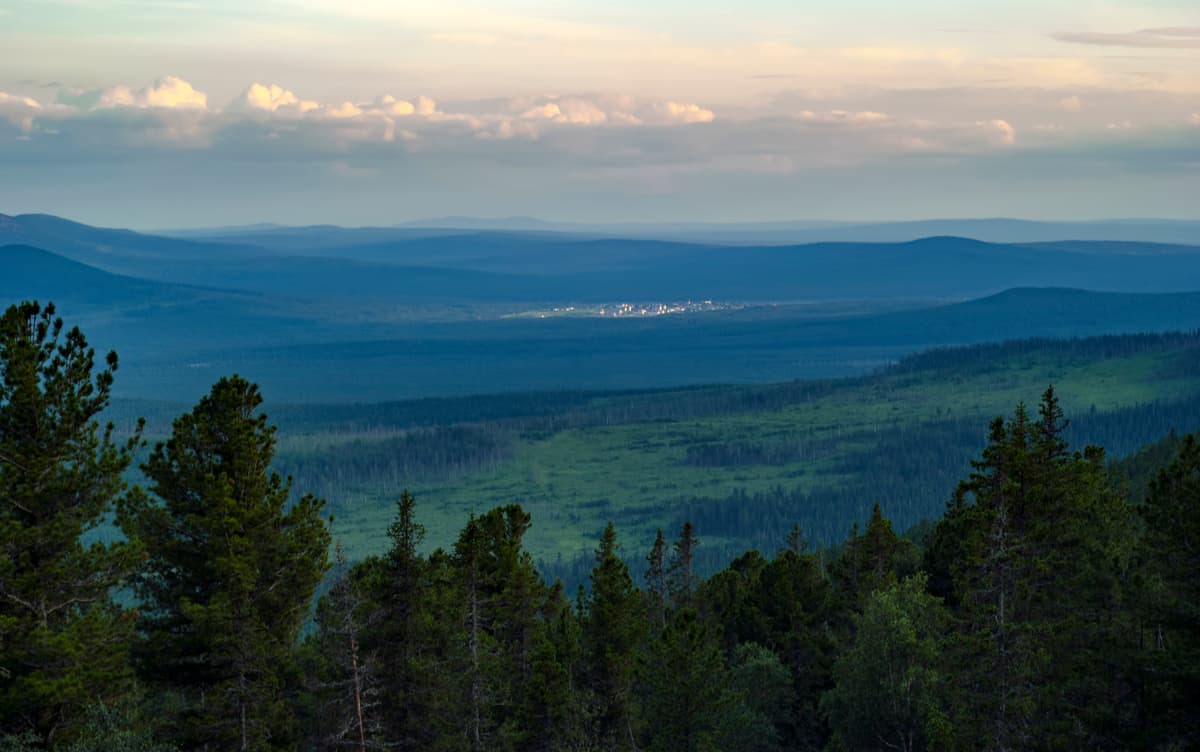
[
  {"left": 683, "top": 392, "right": 1200, "bottom": 540},
  {"left": 883, "top": 330, "right": 1200, "bottom": 377},
  {"left": 281, "top": 425, "right": 514, "bottom": 500},
  {"left": 3, "top": 300, "right": 1200, "bottom": 751}
]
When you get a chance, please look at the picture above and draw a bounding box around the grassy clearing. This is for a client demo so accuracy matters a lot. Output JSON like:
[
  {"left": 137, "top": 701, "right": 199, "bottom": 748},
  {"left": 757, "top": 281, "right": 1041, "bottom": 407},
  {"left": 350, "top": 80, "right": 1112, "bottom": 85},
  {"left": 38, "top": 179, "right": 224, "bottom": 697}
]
[{"left": 316, "top": 341, "right": 1199, "bottom": 564}]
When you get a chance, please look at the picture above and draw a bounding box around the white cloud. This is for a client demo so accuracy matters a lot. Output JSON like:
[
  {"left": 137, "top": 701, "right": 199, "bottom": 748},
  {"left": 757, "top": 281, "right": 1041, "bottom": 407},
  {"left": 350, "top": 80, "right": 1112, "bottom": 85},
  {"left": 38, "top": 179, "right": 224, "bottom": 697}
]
[
  {"left": 377, "top": 95, "right": 416, "bottom": 115},
  {"left": 521, "top": 98, "right": 610, "bottom": 125},
  {"left": 59, "top": 76, "right": 207, "bottom": 110},
  {"left": 237, "top": 83, "right": 320, "bottom": 114},
  {"left": 978, "top": 119, "right": 1016, "bottom": 146},
  {"left": 0, "top": 92, "right": 44, "bottom": 131},
  {"left": 326, "top": 101, "right": 363, "bottom": 119},
  {"left": 653, "top": 101, "right": 715, "bottom": 124},
  {"left": 799, "top": 110, "right": 890, "bottom": 124},
  {"left": 1189, "top": 113, "right": 1200, "bottom": 126},
  {"left": 1059, "top": 95, "right": 1083, "bottom": 112}
]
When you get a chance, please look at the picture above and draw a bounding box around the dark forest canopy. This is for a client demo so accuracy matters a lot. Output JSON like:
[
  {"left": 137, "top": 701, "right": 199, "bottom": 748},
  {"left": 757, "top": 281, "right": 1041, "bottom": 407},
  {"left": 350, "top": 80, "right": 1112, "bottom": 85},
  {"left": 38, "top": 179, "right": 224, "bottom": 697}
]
[{"left": 1, "top": 301, "right": 1199, "bottom": 751}]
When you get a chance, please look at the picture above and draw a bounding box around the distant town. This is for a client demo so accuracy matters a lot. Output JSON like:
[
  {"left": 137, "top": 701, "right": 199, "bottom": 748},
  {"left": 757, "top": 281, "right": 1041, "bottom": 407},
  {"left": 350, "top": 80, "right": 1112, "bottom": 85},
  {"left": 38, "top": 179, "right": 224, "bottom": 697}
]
[{"left": 508, "top": 300, "right": 745, "bottom": 319}]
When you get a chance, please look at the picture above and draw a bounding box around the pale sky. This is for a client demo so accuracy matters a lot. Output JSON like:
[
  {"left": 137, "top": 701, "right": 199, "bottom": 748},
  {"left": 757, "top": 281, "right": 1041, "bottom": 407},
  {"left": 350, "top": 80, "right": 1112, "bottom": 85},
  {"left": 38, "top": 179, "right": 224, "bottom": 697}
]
[{"left": 1, "top": 0, "right": 1199, "bottom": 227}]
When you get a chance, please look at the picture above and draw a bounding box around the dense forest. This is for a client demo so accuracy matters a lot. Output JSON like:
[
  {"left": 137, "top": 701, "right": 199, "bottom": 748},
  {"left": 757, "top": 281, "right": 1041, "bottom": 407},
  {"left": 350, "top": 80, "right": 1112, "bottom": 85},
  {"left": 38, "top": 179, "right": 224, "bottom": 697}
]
[{"left": 2, "top": 300, "right": 1199, "bottom": 751}]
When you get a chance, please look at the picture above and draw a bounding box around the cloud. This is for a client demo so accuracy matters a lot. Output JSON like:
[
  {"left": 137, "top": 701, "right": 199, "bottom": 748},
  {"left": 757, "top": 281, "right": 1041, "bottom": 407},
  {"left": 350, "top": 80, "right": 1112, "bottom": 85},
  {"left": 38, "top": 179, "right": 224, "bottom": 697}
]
[
  {"left": 1189, "top": 113, "right": 1200, "bottom": 126},
  {"left": 0, "top": 92, "right": 44, "bottom": 131},
  {"left": 58, "top": 76, "right": 207, "bottom": 110},
  {"left": 799, "top": 110, "right": 890, "bottom": 125},
  {"left": 236, "top": 83, "right": 320, "bottom": 114},
  {"left": 979, "top": 119, "right": 1016, "bottom": 146},
  {"left": 483, "top": 95, "right": 711, "bottom": 136},
  {"left": 521, "top": 99, "right": 611, "bottom": 125},
  {"left": 1059, "top": 96, "right": 1083, "bottom": 112},
  {"left": 327, "top": 101, "right": 363, "bottom": 119},
  {"left": 417, "top": 96, "right": 439, "bottom": 116},
  {"left": 377, "top": 95, "right": 416, "bottom": 116},
  {"left": 652, "top": 102, "right": 715, "bottom": 124},
  {"left": 1051, "top": 27, "right": 1200, "bottom": 49}
]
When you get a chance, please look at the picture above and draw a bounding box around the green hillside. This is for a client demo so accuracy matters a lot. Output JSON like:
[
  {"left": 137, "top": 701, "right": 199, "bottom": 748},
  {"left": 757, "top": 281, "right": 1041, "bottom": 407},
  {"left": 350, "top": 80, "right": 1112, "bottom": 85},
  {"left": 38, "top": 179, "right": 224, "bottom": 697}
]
[{"left": 264, "top": 331, "right": 1200, "bottom": 574}]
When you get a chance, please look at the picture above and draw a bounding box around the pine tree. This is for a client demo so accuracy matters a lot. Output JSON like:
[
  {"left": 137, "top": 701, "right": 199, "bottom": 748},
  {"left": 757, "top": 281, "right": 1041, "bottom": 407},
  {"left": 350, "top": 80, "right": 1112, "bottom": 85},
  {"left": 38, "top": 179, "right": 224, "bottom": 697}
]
[
  {"left": 644, "top": 529, "right": 667, "bottom": 632},
  {"left": 667, "top": 521, "right": 698, "bottom": 611},
  {"left": 439, "top": 505, "right": 549, "bottom": 749},
  {"left": 831, "top": 503, "right": 917, "bottom": 612},
  {"left": 639, "top": 608, "right": 740, "bottom": 750},
  {"left": 1137, "top": 434, "right": 1200, "bottom": 748},
  {"left": 582, "top": 522, "right": 645, "bottom": 748},
  {"left": 936, "top": 388, "right": 1136, "bottom": 749},
  {"left": 0, "top": 301, "right": 143, "bottom": 747},
  {"left": 369, "top": 491, "right": 435, "bottom": 749},
  {"left": 120, "top": 376, "right": 330, "bottom": 750},
  {"left": 752, "top": 549, "right": 836, "bottom": 749},
  {"left": 304, "top": 541, "right": 377, "bottom": 751},
  {"left": 520, "top": 581, "right": 592, "bottom": 750}
]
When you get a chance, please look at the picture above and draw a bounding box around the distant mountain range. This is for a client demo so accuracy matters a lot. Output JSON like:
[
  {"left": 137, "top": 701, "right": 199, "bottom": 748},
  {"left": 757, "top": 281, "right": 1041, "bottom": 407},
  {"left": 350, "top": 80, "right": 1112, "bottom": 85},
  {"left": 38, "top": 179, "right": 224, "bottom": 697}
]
[
  {"left": 4, "top": 213, "right": 1200, "bottom": 303},
  {"left": 5, "top": 210, "right": 1200, "bottom": 401},
  {"left": 5, "top": 227, "right": 1200, "bottom": 401},
  {"left": 163, "top": 216, "right": 1200, "bottom": 246}
]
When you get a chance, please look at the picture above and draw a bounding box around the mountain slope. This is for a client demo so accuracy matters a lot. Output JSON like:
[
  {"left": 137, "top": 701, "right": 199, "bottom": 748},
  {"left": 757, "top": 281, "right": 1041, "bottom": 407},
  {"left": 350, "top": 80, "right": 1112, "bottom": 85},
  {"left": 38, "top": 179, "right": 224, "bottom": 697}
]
[{"left": 0, "top": 244, "right": 176, "bottom": 304}]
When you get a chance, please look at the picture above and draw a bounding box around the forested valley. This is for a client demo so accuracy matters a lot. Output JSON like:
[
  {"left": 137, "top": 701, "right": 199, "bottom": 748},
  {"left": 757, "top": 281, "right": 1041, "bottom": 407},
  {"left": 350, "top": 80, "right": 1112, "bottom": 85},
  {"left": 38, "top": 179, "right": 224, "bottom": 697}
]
[{"left": 2, "top": 300, "right": 1199, "bottom": 752}]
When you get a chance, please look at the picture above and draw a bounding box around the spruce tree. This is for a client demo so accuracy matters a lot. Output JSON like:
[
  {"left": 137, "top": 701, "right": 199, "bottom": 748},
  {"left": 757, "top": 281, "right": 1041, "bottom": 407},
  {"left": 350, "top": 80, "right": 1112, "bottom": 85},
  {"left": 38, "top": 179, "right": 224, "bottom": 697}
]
[
  {"left": 1138, "top": 434, "right": 1200, "bottom": 748},
  {"left": 304, "top": 541, "right": 377, "bottom": 751},
  {"left": 644, "top": 529, "right": 667, "bottom": 631},
  {"left": 120, "top": 375, "right": 330, "bottom": 750},
  {"left": 370, "top": 491, "right": 434, "bottom": 749},
  {"left": 667, "top": 521, "right": 699, "bottom": 611},
  {"left": 0, "top": 301, "right": 143, "bottom": 747},
  {"left": 935, "top": 388, "right": 1135, "bottom": 749},
  {"left": 831, "top": 503, "right": 917, "bottom": 612},
  {"left": 582, "top": 522, "right": 644, "bottom": 748},
  {"left": 639, "top": 609, "right": 739, "bottom": 751}
]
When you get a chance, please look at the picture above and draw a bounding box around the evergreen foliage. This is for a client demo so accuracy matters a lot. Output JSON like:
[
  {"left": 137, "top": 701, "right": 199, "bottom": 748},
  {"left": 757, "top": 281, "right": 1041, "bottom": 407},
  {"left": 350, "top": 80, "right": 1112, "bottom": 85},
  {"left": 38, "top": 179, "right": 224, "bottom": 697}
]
[
  {"left": 5, "top": 304, "right": 1200, "bottom": 751},
  {"left": 0, "top": 301, "right": 143, "bottom": 747},
  {"left": 1137, "top": 434, "right": 1200, "bottom": 749},
  {"left": 119, "top": 376, "right": 330, "bottom": 751},
  {"left": 582, "top": 522, "right": 644, "bottom": 748}
]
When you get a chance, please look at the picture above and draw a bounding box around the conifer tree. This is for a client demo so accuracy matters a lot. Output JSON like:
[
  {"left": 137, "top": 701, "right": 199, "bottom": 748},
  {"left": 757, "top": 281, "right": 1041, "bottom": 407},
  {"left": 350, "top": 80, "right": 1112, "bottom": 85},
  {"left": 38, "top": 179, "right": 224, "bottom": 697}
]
[
  {"left": 1138, "top": 434, "right": 1200, "bottom": 748},
  {"left": 120, "top": 376, "right": 330, "bottom": 751},
  {"left": 639, "top": 608, "right": 739, "bottom": 750},
  {"left": 441, "top": 504, "right": 549, "bottom": 749},
  {"left": 0, "top": 301, "right": 143, "bottom": 747},
  {"left": 582, "top": 522, "right": 644, "bottom": 748},
  {"left": 935, "top": 387, "right": 1135, "bottom": 749},
  {"left": 304, "top": 541, "right": 377, "bottom": 751},
  {"left": 644, "top": 529, "right": 667, "bottom": 631},
  {"left": 831, "top": 503, "right": 917, "bottom": 612},
  {"left": 370, "top": 490, "right": 435, "bottom": 749},
  {"left": 667, "top": 521, "right": 699, "bottom": 610}
]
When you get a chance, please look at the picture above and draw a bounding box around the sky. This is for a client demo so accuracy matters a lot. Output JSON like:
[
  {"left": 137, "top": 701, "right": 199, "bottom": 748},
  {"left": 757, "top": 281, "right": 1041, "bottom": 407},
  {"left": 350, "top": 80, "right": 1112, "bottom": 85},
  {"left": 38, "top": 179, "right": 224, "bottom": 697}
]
[{"left": 1, "top": 0, "right": 1199, "bottom": 227}]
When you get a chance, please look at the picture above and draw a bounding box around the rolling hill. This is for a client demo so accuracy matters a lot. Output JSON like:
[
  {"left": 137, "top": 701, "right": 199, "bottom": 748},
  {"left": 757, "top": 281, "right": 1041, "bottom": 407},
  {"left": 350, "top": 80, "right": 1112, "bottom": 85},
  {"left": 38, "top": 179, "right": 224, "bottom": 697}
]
[{"left": 7, "top": 214, "right": 1200, "bottom": 303}]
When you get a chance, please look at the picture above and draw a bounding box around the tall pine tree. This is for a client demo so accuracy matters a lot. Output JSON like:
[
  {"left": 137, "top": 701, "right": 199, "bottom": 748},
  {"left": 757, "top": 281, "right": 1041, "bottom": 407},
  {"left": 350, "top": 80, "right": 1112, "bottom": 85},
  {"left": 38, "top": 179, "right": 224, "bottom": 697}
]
[
  {"left": 934, "top": 387, "right": 1135, "bottom": 749},
  {"left": 582, "top": 522, "right": 645, "bottom": 748},
  {"left": 0, "top": 302, "right": 143, "bottom": 747},
  {"left": 120, "top": 376, "right": 330, "bottom": 751}
]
